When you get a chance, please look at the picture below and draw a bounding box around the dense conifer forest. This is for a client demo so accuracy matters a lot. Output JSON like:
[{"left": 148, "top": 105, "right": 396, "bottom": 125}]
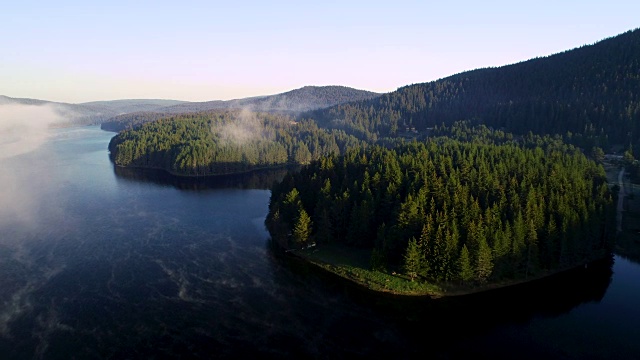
[
  {"left": 266, "top": 123, "right": 616, "bottom": 286},
  {"left": 108, "top": 110, "right": 364, "bottom": 176}
]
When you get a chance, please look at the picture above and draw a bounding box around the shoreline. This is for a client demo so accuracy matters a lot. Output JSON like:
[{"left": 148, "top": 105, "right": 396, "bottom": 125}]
[
  {"left": 284, "top": 243, "right": 609, "bottom": 299},
  {"left": 111, "top": 162, "right": 294, "bottom": 178}
]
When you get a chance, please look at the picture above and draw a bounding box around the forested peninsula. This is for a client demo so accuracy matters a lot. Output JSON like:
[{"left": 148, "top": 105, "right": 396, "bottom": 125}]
[
  {"left": 108, "top": 110, "right": 364, "bottom": 176},
  {"left": 266, "top": 124, "right": 616, "bottom": 296},
  {"left": 105, "top": 29, "right": 637, "bottom": 296}
]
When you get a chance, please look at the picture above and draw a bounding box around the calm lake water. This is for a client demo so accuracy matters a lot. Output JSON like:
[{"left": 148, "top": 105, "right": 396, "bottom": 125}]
[{"left": 0, "top": 126, "right": 639, "bottom": 359}]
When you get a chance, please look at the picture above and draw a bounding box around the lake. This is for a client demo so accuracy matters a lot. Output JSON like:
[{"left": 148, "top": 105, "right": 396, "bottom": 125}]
[{"left": 0, "top": 126, "right": 639, "bottom": 359}]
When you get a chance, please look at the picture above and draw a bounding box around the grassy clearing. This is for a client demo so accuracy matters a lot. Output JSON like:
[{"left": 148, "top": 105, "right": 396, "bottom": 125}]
[
  {"left": 290, "top": 242, "right": 606, "bottom": 298},
  {"left": 293, "top": 244, "right": 443, "bottom": 296}
]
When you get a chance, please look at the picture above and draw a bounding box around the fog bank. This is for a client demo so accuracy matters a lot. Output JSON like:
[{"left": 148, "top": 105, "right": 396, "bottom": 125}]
[
  {"left": 0, "top": 104, "right": 64, "bottom": 160},
  {"left": 0, "top": 103, "right": 64, "bottom": 226}
]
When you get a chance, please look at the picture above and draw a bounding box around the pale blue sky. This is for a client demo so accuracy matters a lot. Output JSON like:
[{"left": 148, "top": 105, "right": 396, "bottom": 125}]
[{"left": 1, "top": 0, "right": 638, "bottom": 103}]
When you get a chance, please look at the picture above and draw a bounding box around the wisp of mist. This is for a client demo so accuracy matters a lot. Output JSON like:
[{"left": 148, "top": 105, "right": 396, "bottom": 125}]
[
  {"left": 0, "top": 103, "right": 64, "bottom": 225},
  {"left": 216, "top": 108, "right": 271, "bottom": 145},
  {"left": 0, "top": 104, "right": 65, "bottom": 159}
]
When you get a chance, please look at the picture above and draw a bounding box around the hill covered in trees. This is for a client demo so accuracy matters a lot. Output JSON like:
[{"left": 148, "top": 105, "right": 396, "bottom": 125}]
[
  {"left": 265, "top": 124, "right": 616, "bottom": 293},
  {"left": 102, "top": 86, "right": 381, "bottom": 132},
  {"left": 306, "top": 28, "right": 640, "bottom": 154},
  {"left": 159, "top": 86, "right": 381, "bottom": 114},
  {"left": 108, "top": 110, "right": 364, "bottom": 176}
]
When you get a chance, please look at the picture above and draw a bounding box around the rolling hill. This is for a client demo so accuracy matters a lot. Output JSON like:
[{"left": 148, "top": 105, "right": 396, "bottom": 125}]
[
  {"left": 79, "top": 99, "right": 187, "bottom": 115},
  {"left": 157, "top": 85, "right": 381, "bottom": 113},
  {"left": 101, "top": 86, "right": 381, "bottom": 131}
]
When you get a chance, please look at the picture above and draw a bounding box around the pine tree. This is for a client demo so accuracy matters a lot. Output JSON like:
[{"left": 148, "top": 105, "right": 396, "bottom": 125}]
[
  {"left": 430, "top": 225, "right": 449, "bottom": 281},
  {"left": 475, "top": 238, "right": 494, "bottom": 282},
  {"left": 525, "top": 219, "right": 539, "bottom": 277},
  {"left": 283, "top": 188, "right": 302, "bottom": 222},
  {"left": 457, "top": 245, "right": 474, "bottom": 283},
  {"left": 511, "top": 211, "right": 526, "bottom": 274},
  {"left": 293, "top": 208, "right": 312, "bottom": 244},
  {"left": 444, "top": 225, "right": 459, "bottom": 281},
  {"left": 545, "top": 216, "right": 559, "bottom": 268},
  {"left": 403, "top": 238, "right": 421, "bottom": 281},
  {"left": 417, "top": 223, "right": 431, "bottom": 277}
]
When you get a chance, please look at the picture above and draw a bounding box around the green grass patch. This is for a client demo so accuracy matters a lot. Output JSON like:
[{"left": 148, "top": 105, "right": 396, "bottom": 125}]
[{"left": 294, "top": 244, "right": 443, "bottom": 296}]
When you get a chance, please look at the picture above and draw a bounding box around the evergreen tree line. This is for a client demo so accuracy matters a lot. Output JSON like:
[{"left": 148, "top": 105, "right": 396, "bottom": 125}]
[
  {"left": 108, "top": 110, "right": 365, "bottom": 176},
  {"left": 266, "top": 125, "right": 616, "bottom": 284}
]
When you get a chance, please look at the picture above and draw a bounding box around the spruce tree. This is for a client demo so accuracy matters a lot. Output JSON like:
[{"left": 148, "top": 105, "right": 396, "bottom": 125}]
[
  {"left": 525, "top": 219, "right": 539, "bottom": 277},
  {"left": 457, "top": 245, "right": 474, "bottom": 283},
  {"left": 475, "top": 238, "right": 494, "bottom": 282},
  {"left": 293, "top": 209, "right": 312, "bottom": 244},
  {"left": 403, "top": 238, "right": 421, "bottom": 281}
]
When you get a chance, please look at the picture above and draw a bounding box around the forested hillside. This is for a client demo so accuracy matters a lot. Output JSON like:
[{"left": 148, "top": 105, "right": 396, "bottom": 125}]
[
  {"left": 307, "top": 29, "right": 640, "bottom": 153},
  {"left": 108, "top": 110, "right": 364, "bottom": 176},
  {"left": 159, "top": 86, "right": 381, "bottom": 114},
  {"left": 266, "top": 123, "right": 616, "bottom": 286},
  {"left": 102, "top": 86, "right": 381, "bottom": 132}
]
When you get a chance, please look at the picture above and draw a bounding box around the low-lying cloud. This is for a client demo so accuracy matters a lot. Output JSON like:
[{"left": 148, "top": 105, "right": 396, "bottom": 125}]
[
  {"left": 216, "top": 108, "right": 270, "bottom": 145},
  {"left": 0, "top": 103, "right": 64, "bottom": 226},
  {"left": 0, "top": 103, "right": 64, "bottom": 160}
]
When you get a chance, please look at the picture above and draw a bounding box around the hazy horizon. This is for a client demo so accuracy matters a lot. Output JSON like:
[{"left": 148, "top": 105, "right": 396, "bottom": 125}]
[
  {"left": 1, "top": 1, "right": 639, "bottom": 103},
  {"left": 0, "top": 85, "right": 380, "bottom": 104}
]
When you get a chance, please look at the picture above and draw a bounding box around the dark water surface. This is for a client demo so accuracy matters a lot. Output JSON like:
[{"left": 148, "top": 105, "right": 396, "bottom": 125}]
[{"left": 0, "top": 126, "right": 639, "bottom": 359}]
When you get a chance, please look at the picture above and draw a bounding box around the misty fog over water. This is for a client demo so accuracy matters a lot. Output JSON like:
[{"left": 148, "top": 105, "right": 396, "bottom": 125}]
[{"left": 0, "top": 125, "right": 639, "bottom": 359}]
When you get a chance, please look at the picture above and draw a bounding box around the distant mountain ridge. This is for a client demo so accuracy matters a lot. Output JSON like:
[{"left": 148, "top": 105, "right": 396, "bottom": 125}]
[
  {"left": 0, "top": 95, "right": 52, "bottom": 107},
  {"left": 2, "top": 86, "right": 380, "bottom": 130},
  {"left": 0, "top": 95, "right": 187, "bottom": 126},
  {"left": 80, "top": 99, "right": 188, "bottom": 115},
  {"left": 100, "top": 86, "right": 381, "bottom": 131},
  {"left": 157, "top": 86, "right": 381, "bottom": 114}
]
